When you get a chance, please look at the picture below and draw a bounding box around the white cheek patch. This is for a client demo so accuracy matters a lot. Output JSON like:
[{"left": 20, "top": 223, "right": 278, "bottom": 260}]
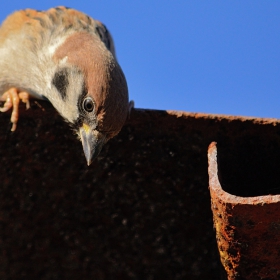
[
  {"left": 61, "top": 69, "right": 85, "bottom": 123},
  {"left": 43, "top": 67, "right": 85, "bottom": 124}
]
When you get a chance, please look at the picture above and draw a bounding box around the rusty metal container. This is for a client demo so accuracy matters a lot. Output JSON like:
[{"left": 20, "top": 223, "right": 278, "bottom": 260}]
[{"left": 208, "top": 142, "right": 280, "bottom": 279}]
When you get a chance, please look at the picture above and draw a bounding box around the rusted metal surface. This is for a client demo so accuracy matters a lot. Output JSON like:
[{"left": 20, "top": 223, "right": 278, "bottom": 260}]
[
  {"left": 208, "top": 142, "right": 280, "bottom": 279},
  {"left": 1, "top": 101, "right": 280, "bottom": 279},
  {"left": 0, "top": 102, "right": 220, "bottom": 280}
]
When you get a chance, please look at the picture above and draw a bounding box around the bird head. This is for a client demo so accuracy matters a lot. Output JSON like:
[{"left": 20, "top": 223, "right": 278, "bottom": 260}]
[{"left": 51, "top": 32, "right": 128, "bottom": 165}]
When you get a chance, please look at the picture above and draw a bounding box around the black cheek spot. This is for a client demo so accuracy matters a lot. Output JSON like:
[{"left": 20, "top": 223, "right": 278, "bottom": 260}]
[{"left": 52, "top": 69, "right": 69, "bottom": 101}]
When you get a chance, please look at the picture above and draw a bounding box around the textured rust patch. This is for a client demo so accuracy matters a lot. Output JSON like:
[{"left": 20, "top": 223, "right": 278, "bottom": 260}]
[{"left": 208, "top": 142, "right": 280, "bottom": 279}]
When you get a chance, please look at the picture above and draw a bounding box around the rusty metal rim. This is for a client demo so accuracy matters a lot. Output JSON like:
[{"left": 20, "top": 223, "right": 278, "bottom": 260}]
[{"left": 208, "top": 141, "right": 280, "bottom": 204}]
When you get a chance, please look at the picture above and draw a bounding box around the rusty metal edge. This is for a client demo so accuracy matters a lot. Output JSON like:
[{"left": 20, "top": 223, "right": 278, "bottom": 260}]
[
  {"left": 132, "top": 107, "right": 280, "bottom": 126},
  {"left": 208, "top": 141, "right": 280, "bottom": 205},
  {"left": 166, "top": 110, "right": 280, "bottom": 125}
]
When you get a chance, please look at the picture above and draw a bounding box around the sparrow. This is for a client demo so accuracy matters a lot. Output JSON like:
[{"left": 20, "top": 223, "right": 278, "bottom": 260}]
[{"left": 0, "top": 6, "right": 129, "bottom": 165}]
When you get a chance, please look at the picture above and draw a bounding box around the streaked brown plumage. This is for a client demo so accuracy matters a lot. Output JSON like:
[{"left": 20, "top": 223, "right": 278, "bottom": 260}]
[{"left": 0, "top": 6, "right": 129, "bottom": 165}]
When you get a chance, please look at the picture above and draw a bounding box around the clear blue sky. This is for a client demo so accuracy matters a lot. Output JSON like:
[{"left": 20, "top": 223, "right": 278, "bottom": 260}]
[{"left": 1, "top": 1, "right": 280, "bottom": 118}]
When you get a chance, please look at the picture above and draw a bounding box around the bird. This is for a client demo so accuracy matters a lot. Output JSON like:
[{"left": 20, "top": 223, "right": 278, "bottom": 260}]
[{"left": 0, "top": 6, "right": 130, "bottom": 165}]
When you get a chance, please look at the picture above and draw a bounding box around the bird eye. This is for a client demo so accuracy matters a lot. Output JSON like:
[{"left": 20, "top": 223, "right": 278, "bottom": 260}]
[{"left": 83, "top": 97, "right": 95, "bottom": 113}]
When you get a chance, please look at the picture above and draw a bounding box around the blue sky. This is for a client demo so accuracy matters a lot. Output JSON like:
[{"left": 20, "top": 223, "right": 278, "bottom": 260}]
[{"left": 1, "top": 1, "right": 279, "bottom": 118}]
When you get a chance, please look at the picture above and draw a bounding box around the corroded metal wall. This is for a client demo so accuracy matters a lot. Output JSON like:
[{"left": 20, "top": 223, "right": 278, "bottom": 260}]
[{"left": 1, "top": 101, "right": 280, "bottom": 279}]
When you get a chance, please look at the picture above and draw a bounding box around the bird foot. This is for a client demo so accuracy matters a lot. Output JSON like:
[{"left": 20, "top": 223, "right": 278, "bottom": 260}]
[{"left": 0, "top": 88, "right": 30, "bottom": 131}]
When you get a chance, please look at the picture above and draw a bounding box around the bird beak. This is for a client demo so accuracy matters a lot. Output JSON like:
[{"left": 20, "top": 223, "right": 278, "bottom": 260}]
[{"left": 79, "top": 124, "right": 106, "bottom": 166}]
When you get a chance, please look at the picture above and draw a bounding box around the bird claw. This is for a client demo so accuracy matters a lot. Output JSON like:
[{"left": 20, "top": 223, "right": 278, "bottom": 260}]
[{"left": 0, "top": 88, "right": 30, "bottom": 131}]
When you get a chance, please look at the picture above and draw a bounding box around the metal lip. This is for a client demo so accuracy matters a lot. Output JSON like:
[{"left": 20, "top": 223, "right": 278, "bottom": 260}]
[{"left": 208, "top": 141, "right": 280, "bottom": 204}]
